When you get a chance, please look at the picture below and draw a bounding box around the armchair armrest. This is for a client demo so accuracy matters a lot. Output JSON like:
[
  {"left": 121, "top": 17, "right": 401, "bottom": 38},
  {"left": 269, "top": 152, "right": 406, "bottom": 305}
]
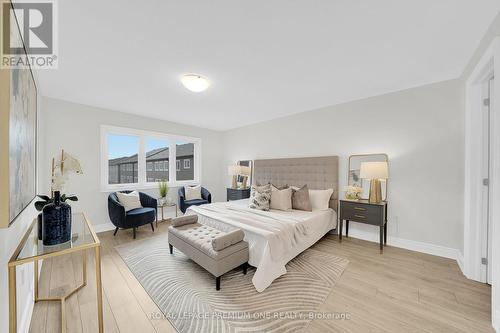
[
  {"left": 201, "top": 187, "right": 212, "bottom": 203},
  {"left": 108, "top": 195, "right": 126, "bottom": 227},
  {"left": 139, "top": 192, "right": 157, "bottom": 209}
]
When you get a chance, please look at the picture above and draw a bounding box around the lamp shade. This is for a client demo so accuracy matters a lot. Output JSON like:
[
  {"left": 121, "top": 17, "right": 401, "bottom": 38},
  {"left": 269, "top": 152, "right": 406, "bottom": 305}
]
[
  {"left": 239, "top": 166, "right": 251, "bottom": 176},
  {"left": 360, "top": 161, "right": 388, "bottom": 179},
  {"left": 228, "top": 165, "right": 241, "bottom": 176}
]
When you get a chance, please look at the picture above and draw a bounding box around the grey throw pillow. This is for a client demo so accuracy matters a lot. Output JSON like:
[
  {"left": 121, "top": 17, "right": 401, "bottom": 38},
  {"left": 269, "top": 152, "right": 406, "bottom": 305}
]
[
  {"left": 292, "top": 185, "right": 312, "bottom": 211},
  {"left": 249, "top": 184, "right": 271, "bottom": 211}
]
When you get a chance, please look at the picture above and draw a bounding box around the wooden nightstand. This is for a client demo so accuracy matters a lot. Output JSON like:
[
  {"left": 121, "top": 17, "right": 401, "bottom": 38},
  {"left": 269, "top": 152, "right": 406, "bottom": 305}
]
[
  {"left": 227, "top": 188, "right": 251, "bottom": 201},
  {"left": 339, "top": 199, "right": 388, "bottom": 252}
]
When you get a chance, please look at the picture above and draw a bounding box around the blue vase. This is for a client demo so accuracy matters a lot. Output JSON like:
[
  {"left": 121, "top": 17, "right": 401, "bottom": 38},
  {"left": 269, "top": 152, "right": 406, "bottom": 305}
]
[
  {"left": 37, "top": 213, "right": 42, "bottom": 240},
  {"left": 42, "top": 191, "right": 72, "bottom": 246}
]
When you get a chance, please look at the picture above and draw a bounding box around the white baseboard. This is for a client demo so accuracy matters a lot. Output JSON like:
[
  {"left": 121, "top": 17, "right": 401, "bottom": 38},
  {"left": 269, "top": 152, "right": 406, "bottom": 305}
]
[
  {"left": 93, "top": 222, "right": 116, "bottom": 233},
  {"left": 456, "top": 251, "right": 465, "bottom": 274},
  {"left": 494, "top": 309, "right": 500, "bottom": 333},
  {"left": 345, "top": 228, "right": 461, "bottom": 262}
]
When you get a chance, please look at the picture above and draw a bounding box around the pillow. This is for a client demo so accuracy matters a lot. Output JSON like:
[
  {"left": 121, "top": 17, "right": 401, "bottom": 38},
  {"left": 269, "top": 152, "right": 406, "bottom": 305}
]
[
  {"left": 212, "top": 229, "right": 245, "bottom": 251},
  {"left": 171, "top": 214, "right": 198, "bottom": 227},
  {"left": 270, "top": 185, "right": 292, "bottom": 211},
  {"left": 185, "top": 185, "right": 202, "bottom": 200},
  {"left": 248, "top": 184, "right": 271, "bottom": 211},
  {"left": 116, "top": 191, "right": 142, "bottom": 212},
  {"left": 291, "top": 185, "right": 312, "bottom": 211},
  {"left": 309, "top": 189, "right": 334, "bottom": 210}
]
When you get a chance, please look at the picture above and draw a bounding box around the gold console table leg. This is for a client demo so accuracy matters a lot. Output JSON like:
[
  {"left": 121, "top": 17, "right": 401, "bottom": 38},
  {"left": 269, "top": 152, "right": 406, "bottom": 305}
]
[
  {"left": 9, "top": 266, "right": 17, "bottom": 333},
  {"left": 95, "top": 246, "right": 104, "bottom": 333}
]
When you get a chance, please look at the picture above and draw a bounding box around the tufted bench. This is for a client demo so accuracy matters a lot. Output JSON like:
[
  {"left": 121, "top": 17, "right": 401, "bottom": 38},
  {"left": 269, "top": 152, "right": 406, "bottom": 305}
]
[{"left": 167, "top": 215, "right": 249, "bottom": 290}]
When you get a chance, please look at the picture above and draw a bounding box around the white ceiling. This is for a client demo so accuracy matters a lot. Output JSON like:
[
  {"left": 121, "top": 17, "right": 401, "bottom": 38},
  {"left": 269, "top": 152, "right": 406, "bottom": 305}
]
[{"left": 37, "top": 0, "right": 500, "bottom": 131}]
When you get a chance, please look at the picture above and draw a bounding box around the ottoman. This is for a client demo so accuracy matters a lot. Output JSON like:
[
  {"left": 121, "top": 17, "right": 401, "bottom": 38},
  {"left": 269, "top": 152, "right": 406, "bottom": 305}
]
[{"left": 168, "top": 215, "right": 249, "bottom": 290}]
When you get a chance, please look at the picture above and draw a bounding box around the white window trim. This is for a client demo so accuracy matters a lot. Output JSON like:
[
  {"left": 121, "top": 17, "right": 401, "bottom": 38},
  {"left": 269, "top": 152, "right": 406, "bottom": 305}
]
[
  {"left": 100, "top": 125, "right": 201, "bottom": 191},
  {"left": 184, "top": 159, "right": 191, "bottom": 169}
]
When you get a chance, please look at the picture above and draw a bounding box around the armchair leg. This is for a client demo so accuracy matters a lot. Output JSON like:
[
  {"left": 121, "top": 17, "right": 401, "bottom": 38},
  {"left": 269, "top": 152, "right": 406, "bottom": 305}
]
[
  {"left": 150, "top": 223, "right": 154, "bottom": 232},
  {"left": 133, "top": 227, "right": 136, "bottom": 239},
  {"left": 113, "top": 227, "right": 119, "bottom": 236},
  {"left": 216, "top": 276, "right": 221, "bottom": 291},
  {"left": 169, "top": 243, "right": 173, "bottom": 254}
]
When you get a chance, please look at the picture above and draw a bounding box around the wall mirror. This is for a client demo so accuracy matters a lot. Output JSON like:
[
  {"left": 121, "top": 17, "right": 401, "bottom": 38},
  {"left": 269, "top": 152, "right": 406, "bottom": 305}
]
[
  {"left": 237, "top": 160, "right": 252, "bottom": 188},
  {"left": 348, "top": 154, "right": 389, "bottom": 200}
]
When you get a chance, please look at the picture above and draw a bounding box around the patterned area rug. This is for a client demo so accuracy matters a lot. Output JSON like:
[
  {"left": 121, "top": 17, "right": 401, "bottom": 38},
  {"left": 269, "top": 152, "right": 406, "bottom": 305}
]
[{"left": 115, "top": 234, "right": 348, "bottom": 333}]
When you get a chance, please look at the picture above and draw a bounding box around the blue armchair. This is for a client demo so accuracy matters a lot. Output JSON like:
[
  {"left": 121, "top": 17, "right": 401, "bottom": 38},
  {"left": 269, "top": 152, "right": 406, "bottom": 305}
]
[
  {"left": 108, "top": 191, "right": 157, "bottom": 239},
  {"left": 178, "top": 187, "right": 212, "bottom": 213}
]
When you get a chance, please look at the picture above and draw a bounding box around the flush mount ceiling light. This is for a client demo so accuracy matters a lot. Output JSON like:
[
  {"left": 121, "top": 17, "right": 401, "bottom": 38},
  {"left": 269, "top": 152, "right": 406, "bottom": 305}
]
[{"left": 181, "top": 74, "right": 210, "bottom": 92}]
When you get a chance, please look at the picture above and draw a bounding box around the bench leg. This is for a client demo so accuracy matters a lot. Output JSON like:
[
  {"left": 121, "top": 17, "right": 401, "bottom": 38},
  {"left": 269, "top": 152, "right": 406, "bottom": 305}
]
[
  {"left": 242, "top": 262, "right": 248, "bottom": 275},
  {"left": 133, "top": 227, "right": 136, "bottom": 239},
  {"left": 150, "top": 223, "right": 154, "bottom": 232},
  {"left": 216, "top": 276, "right": 221, "bottom": 291},
  {"left": 113, "top": 227, "right": 118, "bottom": 236},
  {"left": 169, "top": 243, "right": 173, "bottom": 254}
]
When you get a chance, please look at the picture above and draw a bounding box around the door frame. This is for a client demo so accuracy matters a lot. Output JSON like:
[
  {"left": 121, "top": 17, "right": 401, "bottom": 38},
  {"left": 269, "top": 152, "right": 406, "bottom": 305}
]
[{"left": 464, "top": 37, "right": 500, "bottom": 331}]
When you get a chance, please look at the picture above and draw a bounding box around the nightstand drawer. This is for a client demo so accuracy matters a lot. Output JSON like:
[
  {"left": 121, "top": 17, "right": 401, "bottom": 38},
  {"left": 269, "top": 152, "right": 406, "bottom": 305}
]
[{"left": 340, "top": 201, "right": 384, "bottom": 225}]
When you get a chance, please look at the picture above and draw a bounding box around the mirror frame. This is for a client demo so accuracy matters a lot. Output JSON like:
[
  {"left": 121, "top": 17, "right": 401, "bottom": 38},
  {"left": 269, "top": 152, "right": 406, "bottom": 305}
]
[{"left": 348, "top": 153, "right": 389, "bottom": 200}]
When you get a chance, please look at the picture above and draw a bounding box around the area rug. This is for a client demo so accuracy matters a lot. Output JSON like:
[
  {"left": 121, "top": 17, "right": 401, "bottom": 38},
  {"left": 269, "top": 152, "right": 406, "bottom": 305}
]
[{"left": 115, "top": 234, "right": 348, "bottom": 333}]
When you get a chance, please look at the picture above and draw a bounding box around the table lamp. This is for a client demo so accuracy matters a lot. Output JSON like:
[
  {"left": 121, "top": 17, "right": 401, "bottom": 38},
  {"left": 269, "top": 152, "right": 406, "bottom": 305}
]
[
  {"left": 239, "top": 166, "right": 251, "bottom": 189},
  {"left": 360, "top": 161, "right": 388, "bottom": 203}
]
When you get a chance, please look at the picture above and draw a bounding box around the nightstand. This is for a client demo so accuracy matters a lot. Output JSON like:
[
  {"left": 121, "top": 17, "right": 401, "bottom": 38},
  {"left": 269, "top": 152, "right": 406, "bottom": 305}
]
[
  {"left": 339, "top": 199, "right": 388, "bottom": 252},
  {"left": 227, "top": 188, "right": 251, "bottom": 201}
]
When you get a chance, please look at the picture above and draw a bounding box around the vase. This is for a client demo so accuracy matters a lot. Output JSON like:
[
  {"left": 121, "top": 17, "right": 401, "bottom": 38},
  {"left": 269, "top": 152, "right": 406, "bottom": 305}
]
[
  {"left": 42, "top": 191, "right": 72, "bottom": 246},
  {"left": 37, "top": 213, "right": 43, "bottom": 240}
]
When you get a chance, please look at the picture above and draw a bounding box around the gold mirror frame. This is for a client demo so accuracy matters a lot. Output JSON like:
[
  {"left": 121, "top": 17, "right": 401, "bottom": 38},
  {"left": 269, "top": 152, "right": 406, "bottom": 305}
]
[{"left": 348, "top": 153, "right": 389, "bottom": 200}]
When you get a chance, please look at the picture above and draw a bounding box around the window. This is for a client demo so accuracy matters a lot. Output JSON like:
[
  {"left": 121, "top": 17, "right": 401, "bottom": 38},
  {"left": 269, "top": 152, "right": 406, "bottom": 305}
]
[
  {"left": 107, "top": 133, "right": 139, "bottom": 184},
  {"left": 102, "top": 126, "right": 200, "bottom": 190},
  {"left": 176, "top": 142, "right": 195, "bottom": 181}
]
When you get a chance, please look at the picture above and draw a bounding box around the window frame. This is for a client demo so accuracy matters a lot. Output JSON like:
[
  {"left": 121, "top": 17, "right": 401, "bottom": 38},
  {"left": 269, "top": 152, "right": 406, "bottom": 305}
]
[
  {"left": 183, "top": 159, "right": 191, "bottom": 169},
  {"left": 100, "top": 125, "right": 201, "bottom": 191}
]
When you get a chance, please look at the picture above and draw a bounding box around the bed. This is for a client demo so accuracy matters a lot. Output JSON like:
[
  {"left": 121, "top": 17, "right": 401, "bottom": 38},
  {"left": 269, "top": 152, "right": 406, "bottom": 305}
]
[{"left": 186, "top": 156, "right": 339, "bottom": 292}]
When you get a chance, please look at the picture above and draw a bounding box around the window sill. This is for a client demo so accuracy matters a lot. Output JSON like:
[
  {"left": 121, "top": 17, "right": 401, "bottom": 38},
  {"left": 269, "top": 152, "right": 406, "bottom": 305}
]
[{"left": 100, "top": 181, "right": 199, "bottom": 193}]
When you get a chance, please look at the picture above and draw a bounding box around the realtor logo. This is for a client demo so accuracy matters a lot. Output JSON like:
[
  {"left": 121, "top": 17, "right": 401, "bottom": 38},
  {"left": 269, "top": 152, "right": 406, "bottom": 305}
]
[{"left": 1, "top": 0, "right": 58, "bottom": 69}]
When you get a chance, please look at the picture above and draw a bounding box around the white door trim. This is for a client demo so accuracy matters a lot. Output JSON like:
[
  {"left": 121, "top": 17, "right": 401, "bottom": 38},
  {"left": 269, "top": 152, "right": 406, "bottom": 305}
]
[{"left": 464, "top": 36, "right": 500, "bottom": 332}]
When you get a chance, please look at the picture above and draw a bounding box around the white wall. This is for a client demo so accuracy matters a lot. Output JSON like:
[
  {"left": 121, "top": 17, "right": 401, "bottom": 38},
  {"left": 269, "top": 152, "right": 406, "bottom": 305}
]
[
  {"left": 39, "top": 97, "right": 225, "bottom": 231},
  {"left": 223, "top": 79, "right": 464, "bottom": 253}
]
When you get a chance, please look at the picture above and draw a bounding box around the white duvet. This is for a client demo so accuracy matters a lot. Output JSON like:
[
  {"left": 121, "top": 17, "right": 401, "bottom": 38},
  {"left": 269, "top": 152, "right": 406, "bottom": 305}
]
[{"left": 187, "top": 199, "right": 337, "bottom": 292}]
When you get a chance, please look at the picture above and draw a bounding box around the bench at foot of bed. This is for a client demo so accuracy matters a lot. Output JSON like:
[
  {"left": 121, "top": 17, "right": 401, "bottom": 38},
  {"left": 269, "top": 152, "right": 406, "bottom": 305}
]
[{"left": 167, "top": 215, "right": 249, "bottom": 290}]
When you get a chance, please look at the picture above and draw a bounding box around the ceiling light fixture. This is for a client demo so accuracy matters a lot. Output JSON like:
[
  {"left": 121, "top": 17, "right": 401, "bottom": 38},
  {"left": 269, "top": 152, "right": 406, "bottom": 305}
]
[{"left": 181, "top": 74, "right": 210, "bottom": 92}]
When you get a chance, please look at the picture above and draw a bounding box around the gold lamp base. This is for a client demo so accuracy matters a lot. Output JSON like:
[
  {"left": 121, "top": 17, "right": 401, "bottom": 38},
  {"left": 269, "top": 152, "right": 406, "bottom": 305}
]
[{"left": 369, "top": 178, "right": 383, "bottom": 203}]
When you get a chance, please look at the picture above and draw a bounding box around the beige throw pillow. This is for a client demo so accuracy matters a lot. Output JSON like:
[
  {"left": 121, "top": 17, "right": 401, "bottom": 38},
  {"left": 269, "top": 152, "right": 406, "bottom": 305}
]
[
  {"left": 116, "top": 191, "right": 142, "bottom": 212},
  {"left": 185, "top": 185, "right": 202, "bottom": 200},
  {"left": 309, "top": 189, "right": 334, "bottom": 210},
  {"left": 291, "top": 185, "right": 312, "bottom": 211},
  {"left": 270, "top": 185, "right": 292, "bottom": 211}
]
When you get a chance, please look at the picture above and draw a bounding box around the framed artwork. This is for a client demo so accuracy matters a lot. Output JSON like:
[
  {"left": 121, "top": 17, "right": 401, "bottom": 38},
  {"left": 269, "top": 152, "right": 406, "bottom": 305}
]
[{"left": 0, "top": 1, "right": 38, "bottom": 228}]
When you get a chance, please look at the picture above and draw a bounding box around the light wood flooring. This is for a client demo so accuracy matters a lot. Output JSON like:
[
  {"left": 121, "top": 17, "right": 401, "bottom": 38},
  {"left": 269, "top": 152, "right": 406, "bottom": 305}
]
[{"left": 29, "top": 221, "right": 494, "bottom": 333}]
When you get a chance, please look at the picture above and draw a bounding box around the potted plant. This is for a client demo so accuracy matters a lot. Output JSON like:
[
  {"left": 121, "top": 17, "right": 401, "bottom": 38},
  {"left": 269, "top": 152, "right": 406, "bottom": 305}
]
[{"left": 158, "top": 181, "right": 169, "bottom": 205}]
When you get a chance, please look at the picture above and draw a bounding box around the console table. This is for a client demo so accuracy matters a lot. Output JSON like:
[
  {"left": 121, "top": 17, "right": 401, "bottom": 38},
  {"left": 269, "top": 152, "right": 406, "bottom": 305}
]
[{"left": 8, "top": 213, "right": 103, "bottom": 333}]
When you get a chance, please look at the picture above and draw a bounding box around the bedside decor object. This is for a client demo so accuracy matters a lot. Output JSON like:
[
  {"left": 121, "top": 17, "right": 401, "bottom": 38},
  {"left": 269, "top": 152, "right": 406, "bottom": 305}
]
[
  {"left": 360, "top": 161, "right": 388, "bottom": 203},
  {"left": 158, "top": 181, "right": 169, "bottom": 205},
  {"left": 339, "top": 199, "right": 388, "bottom": 252},
  {"left": 348, "top": 153, "right": 389, "bottom": 202},
  {"left": 344, "top": 186, "right": 362, "bottom": 200},
  {"left": 0, "top": 2, "right": 37, "bottom": 228},
  {"left": 237, "top": 160, "right": 253, "bottom": 188},
  {"left": 228, "top": 165, "right": 240, "bottom": 189}
]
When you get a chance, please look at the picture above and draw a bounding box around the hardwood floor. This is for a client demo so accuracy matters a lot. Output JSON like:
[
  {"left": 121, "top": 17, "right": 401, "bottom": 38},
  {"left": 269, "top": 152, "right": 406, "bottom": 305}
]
[{"left": 29, "top": 221, "right": 494, "bottom": 333}]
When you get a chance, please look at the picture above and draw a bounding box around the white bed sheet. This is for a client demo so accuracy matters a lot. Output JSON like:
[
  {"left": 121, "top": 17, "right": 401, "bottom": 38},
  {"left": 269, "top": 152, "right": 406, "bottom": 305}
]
[{"left": 187, "top": 199, "right": 337, "bottom": 292}]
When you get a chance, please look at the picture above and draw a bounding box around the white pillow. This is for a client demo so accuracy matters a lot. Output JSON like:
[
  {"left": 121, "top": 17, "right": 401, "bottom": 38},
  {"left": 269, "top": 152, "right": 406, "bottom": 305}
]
[
  {"left": 116, "top": 191, "right": 142, "bottom": 212},
  {"left": 270, "top": 185, "right": 292, "bottom": 211},
  {"left": 185, "top": 185, "right": 202, "bottom": 200},
  {"left": 309, "top": 189, "right": 334, "bottom": 211}
]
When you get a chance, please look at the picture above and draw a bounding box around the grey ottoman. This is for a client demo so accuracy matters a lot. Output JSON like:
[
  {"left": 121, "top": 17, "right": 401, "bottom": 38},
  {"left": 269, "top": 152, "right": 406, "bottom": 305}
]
[{"left": 168, "top": 215, "right": 249, "bottom": 290}]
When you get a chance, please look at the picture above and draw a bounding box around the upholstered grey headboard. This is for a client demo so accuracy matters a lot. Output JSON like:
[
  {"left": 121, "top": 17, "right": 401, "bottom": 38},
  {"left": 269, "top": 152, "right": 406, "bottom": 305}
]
[{"left": 253, "top": 156, "right": 339, "bottom": 212}]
